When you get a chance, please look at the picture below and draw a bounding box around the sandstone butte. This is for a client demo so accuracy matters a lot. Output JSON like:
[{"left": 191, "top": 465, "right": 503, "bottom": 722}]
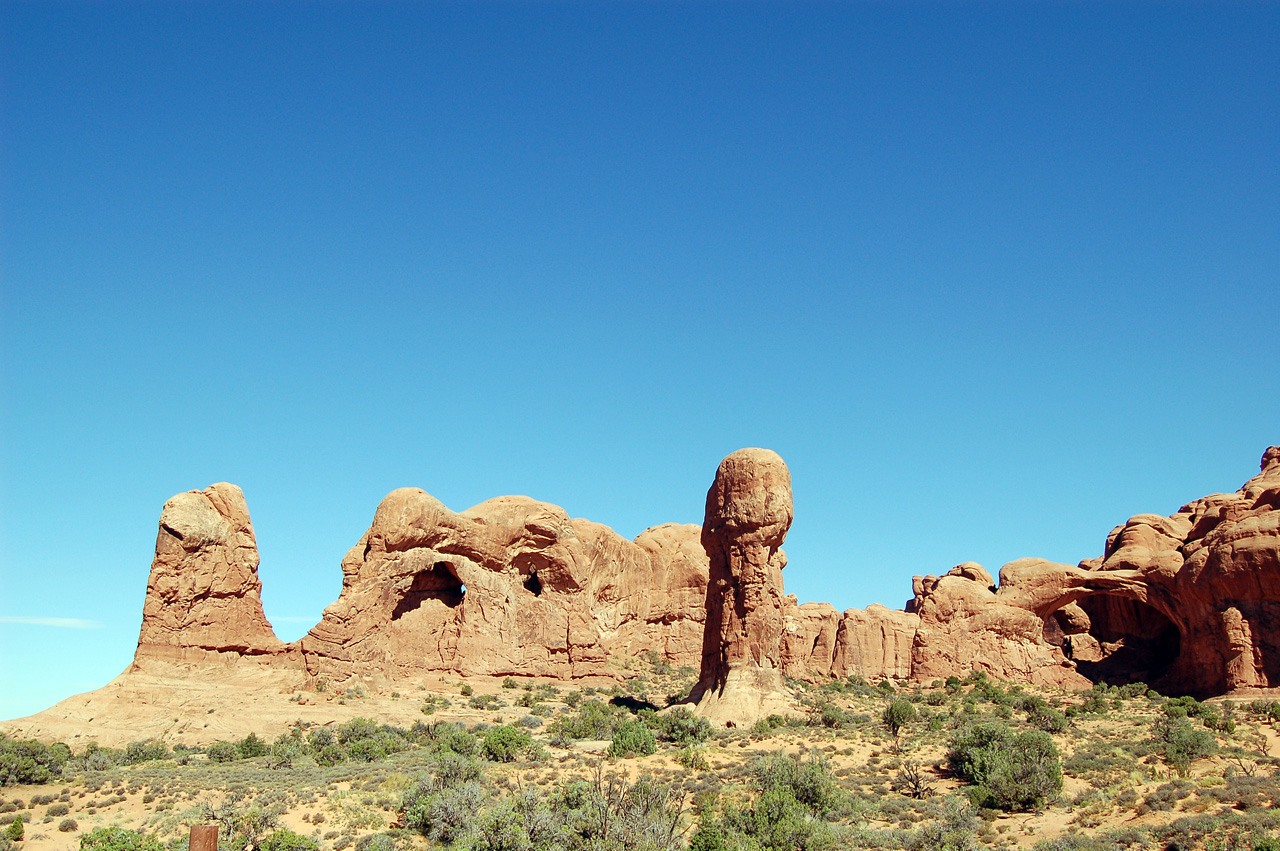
[{"left": 14, "top": 444, "right": 1280, "bottom": 732}]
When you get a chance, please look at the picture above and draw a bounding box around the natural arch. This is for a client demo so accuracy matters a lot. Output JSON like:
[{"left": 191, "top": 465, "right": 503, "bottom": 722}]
[
  {"left": 1043, "top": 592, "right": 1181, "bottom": 688},
  {"left": 392, "top": 561, "right": 466, "bottom": 620}
]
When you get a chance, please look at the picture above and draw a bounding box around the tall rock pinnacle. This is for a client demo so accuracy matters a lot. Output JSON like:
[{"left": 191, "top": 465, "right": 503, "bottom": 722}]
[{"left": 689, "top": 448, "right": 796, "bottom": 725}]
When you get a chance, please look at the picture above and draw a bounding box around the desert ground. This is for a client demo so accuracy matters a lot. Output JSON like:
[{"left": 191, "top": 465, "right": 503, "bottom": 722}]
[{"left": 4, "top": 656, "right": 1280, "bottom": 851}]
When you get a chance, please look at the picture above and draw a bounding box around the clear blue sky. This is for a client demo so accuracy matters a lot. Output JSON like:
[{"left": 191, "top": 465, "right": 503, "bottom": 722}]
[{"left": 2, "top": 1, "right": 1277, "bottom": 723}]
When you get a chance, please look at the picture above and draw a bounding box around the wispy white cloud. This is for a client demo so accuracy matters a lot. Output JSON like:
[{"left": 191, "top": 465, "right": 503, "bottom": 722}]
[{"left": 0, "top": 616, "right": 103, "bottom": 629}]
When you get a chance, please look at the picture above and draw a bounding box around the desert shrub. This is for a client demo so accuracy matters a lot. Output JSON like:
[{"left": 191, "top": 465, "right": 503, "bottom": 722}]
[
  {"left": 404, "top": 781, "right": 486, "bottom": 842},
  {"left": 1026, "top": 704, "right": 1067, "bottom": 733},
  {"left": 647, "top": 707, "right": 711, "bottom": 745},
  {"left": 948, "top": 723, "right": 1013, "bottom": 784},
  {"left": 552, "top": 775, "right": 684, "bottom": 851},
  {"left": 58, "top": 818, "right": 77, "bottom": 832},
  {"left": 501, "top": 677, "right": 518, "bottom": 689},
  {"left": 315, "top": 744, "right": 345, "bottom": 766},
  {"left": 122, "top": 740, "right": 168, "bottom": 764},
  {"left": 0, "top": 735, "right": 70, "bottom": 785},
  {"left": 306, "top": 726, "right": 334, "bottom": 750},
  {"left": 517, "top": 715, "right": 542, "bottom": 729},
  {"left": 4, "top": 820, "right": 20, "bottom": 842},
  {"left": 908, "top": 796, "right": 978, "bottom": 851},
  {"left": 549, "top": 699, "right": 624, "bottom": 740},
  {"left": 808, "top": 701, "right": 847, "bottom": 729},
  {"left": 46, "top": 804, "right": 69, "bottom": 817},
  {"left": 948, "top": 723, "right": 1062, "bottom": 811},
  {"left": 609, "top": 719, "right": 657, "bottom": 758},
  {"left": 78, "top": 827, "right": 164, "bottom": 851},
  {"left": 430, "top": 724, "right": 479, "bottom": 758},
  {"left": 236, "top": 732, "right": 268, "bottom": 759},
  {"left": 1154, "top": 716, "right": 1217, "bottom": 776},
  {"left": 258, "top": 830, "right": 319, "bottom": 851},
  {"left": 752, "top": 750, "right": 844, "bottom": 818},
  {"left": 482, "top": 725, "right": 533, "bottom": 763},
  {"left": 687, "top": 818, "right": 727, "bottom": 851},
  {"left": 718, "top": 756, "right": 846, "bottom": 851},
  {"left": 205, "top": 741, "right": 239, "bottom": 763},
  {"left": 883, "top": 699, "right": 918, "bottom": 737}
]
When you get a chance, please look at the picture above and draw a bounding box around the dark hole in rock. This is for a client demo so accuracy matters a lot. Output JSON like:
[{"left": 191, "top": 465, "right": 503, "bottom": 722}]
[
  {"left": 1057, "top": 594, "right": 1181, "bottom": 688},
  {"left": 392, "top": 562, "right": 465, "bottom": 619},
  {"left": 523, "top": 571, "right": 543, "bottom": 596}
]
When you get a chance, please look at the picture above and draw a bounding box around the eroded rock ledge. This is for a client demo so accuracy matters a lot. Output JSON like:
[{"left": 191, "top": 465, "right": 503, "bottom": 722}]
[{"left": 132, "top": 445, "right": 1280, "bottom": 716}]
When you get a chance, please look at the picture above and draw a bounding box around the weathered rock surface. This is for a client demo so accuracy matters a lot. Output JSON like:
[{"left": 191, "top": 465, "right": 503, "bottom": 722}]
[
  {"left": 123, "top": 444, "right": 1280, "bottom": 710},
  {"left": 298, "top": 491, "right": 708, "bottom": 681},
  {"left": 689, "top": 448, "right": 796, "bottom": 725},
  {"left": 135, "top": 483, "right": 289, "bottom": 665},
  {"left": 1022, "top": 446, "right": 1280, "bottom": 695}
]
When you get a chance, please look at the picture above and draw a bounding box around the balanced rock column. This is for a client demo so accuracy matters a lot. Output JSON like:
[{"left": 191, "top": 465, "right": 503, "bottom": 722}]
[{"left": 689, "top": 448, "right": 795, "bottom": 726}]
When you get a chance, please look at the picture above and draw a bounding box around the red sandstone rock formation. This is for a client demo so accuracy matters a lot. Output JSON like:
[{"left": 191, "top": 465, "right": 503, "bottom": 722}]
[
  {"left": 1028, "top": 446, "right": 1280, "bottom": 695},
  {"left": 782, "top": 600, "right": 918, "bottom": 681},
  {"left": 135, "top": 483, "right": 289, "bottom": 664},
  {"left": 298, "top": 490, "right": 708, "bottom": 681},
  {"left": 128, "top": 445, "right": 1280, "bottom": 701},
  {"left": 689, "top": 448, "right": 795, "bottom": 724},
  {"left": 134, "top": 483, "right": 709, "bottom": 682}
]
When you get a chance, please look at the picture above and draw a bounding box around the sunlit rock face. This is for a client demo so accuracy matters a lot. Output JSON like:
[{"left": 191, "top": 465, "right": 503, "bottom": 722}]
[
  {"left": 132, "top": 445, "right": 1280, "bottom": 702},
  {"left": 689, "top": 448, "right": 797, "bottom": 725},
  {"left": 298, "top": 489, "right": 710, "bottom": 681}
]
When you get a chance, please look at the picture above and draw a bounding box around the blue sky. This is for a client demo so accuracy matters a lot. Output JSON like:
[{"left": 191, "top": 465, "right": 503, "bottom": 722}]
[{"left": 2, "top": 1, "right": 1277, "bottom": 723}]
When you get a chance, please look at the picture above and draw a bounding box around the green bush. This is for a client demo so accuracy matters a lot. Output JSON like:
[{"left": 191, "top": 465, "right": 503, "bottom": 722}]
[
  {"left": 205, "top": 741, "right": 239, "bottom": 763},
  {"left": 647, "top": 707, "right": 711, "bottom": 745},
  {"left": 716, "top": 754, "right": 845, "bottom": 851},
  {"left": 948, "top": 723, "right": 1062, "bottom": 811},
  {"left": 1026, "top": 704, "right": 1068, "bottom": 734},
  {"left": 1153, "top": 716, "right": 1216, "bottom": 775},
  {"left": 549, "top": 699, "right": 624, "bottom": 740},
  {"left": 258, "top": 830, "right": 319, "bottom": 851},
  {"left": 236, "top": 733, "right": 268, "bottom": 759},
  {"left": 909, "top": 796, "right": 978, "bottom": 851},
  {"left": 4, "top": 819, "right": 20, "bottom": 842},
  {"left": 404, "top": 781, "right": 487, "bottom": 842},
  {"left": 78, "top": 827, "right": 164, "bottom": 851},
  {"left": 0, "top": 734, "right": 70, "bottom": 786},
  {"left": 481, "top": 725, "right": 533, "bottom": 763},
  {"left": 883, "top": 698, "right": 919, "bottom": 737},
  {"left": 122, "top": 740, "right": 169, "bottom": 765},
  {"left": 609, "top": 719, "right": 657, "bottom": 758},
  {"left": 752, "top": 750, "right": 843, "bottom": 818}
]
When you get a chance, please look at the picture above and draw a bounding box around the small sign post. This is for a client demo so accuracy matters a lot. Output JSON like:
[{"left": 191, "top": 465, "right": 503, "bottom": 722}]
[{"left": 190, "top": 825, "right": 218, "bottom": 851}]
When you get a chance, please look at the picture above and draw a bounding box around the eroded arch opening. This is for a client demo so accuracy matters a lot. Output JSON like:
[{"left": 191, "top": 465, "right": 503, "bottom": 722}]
[
  {"left": 1044, "top": 593, "right": 1181, "bottom": 687},
  {"left": 392, "top": 561, "right": 465, "bottom": 619}
]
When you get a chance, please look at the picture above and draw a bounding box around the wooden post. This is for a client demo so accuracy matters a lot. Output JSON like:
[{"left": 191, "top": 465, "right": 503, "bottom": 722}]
[{"left": 190, "top": 825, "right": 218, "bottom": 851}]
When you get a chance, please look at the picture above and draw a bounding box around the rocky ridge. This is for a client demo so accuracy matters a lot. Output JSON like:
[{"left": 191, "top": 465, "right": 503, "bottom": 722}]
[{"left": 110, "top": 444, "right": 1280, "bottom": 726}]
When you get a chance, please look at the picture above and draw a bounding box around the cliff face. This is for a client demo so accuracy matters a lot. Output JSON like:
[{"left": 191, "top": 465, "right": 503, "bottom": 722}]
[{"left": 132, "top": 446, "right": 1280, "bottom": 701}]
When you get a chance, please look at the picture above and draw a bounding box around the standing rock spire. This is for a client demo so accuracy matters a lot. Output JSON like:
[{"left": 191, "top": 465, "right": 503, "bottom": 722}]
[{"left": 689, "top": 448, "right": 796, "bottom": 725}]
